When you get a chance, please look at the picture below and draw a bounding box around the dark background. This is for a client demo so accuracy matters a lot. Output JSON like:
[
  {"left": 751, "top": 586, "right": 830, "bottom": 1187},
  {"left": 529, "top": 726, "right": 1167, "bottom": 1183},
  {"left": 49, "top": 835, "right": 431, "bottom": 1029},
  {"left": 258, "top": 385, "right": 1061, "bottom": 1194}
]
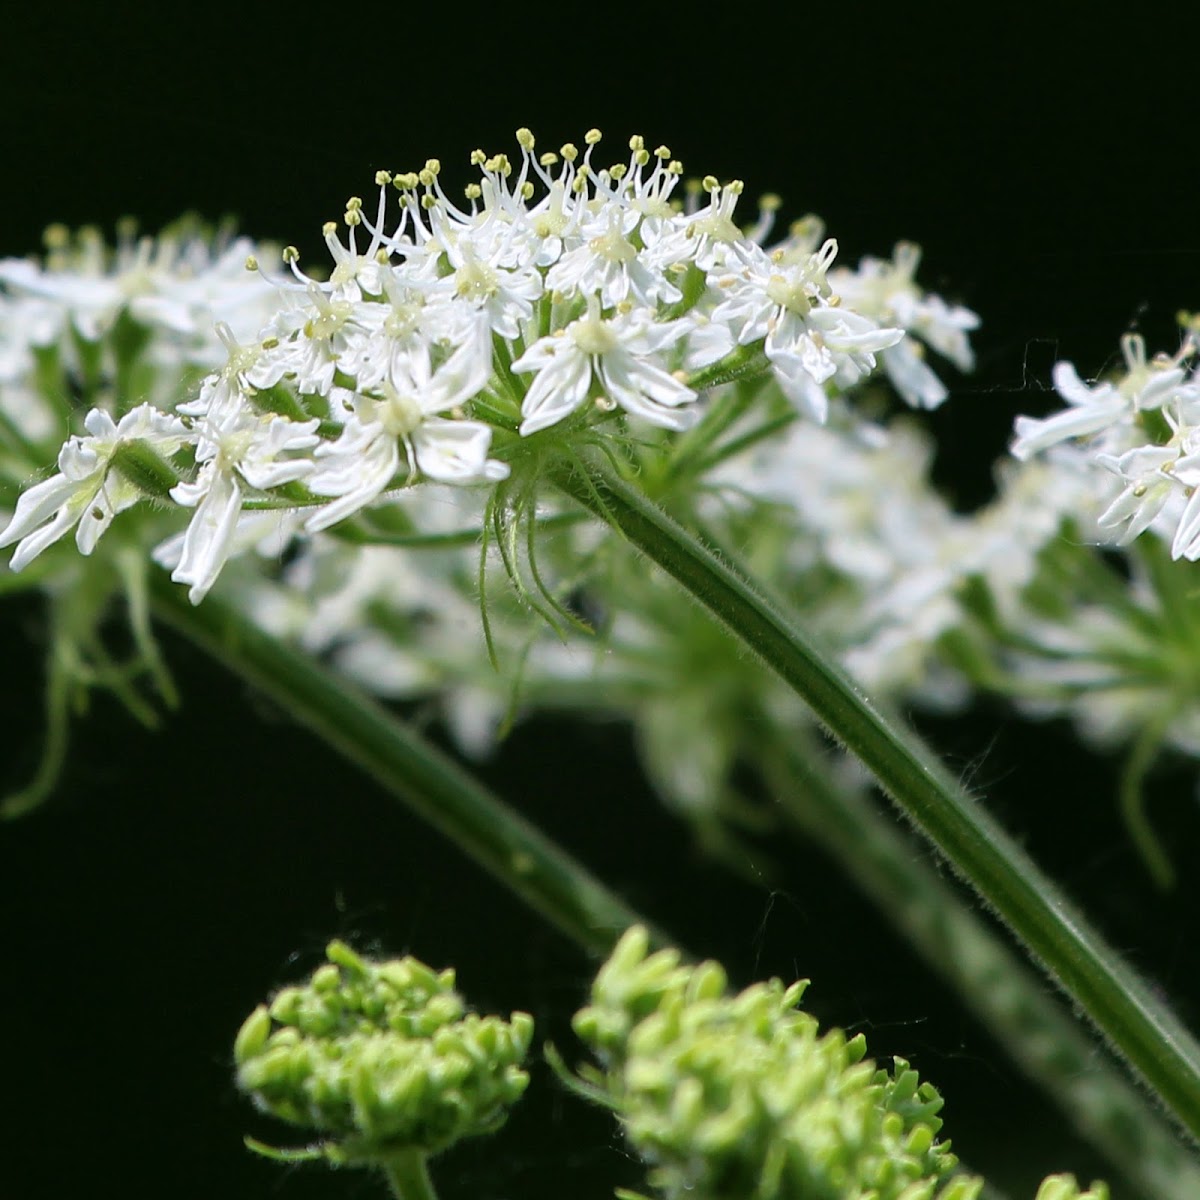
[{"left": 2, "top": 6, "right": 1199, "bottom": 1199}]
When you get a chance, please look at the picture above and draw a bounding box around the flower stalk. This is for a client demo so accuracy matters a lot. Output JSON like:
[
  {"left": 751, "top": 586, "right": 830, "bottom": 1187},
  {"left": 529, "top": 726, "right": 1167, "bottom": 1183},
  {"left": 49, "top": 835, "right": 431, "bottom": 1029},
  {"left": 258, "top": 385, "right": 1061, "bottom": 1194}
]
[
  {"left": 147, "top": 571, "right": 653, "bottom": 958},
  {"left": 550, "top": 451, "right": 1200, "bottom": 1145},
  {"left": 757, "top": 727, "right": 1200, "bottom": 1200}
]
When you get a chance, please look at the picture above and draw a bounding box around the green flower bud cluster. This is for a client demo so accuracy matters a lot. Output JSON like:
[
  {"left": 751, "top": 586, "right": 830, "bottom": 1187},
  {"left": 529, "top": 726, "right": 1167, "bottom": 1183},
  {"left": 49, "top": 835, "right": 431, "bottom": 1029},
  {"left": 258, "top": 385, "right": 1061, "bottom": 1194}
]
[
  {"left": 1034, "top": 1176, "right": 1109, "bottom": 1200},
  {"left": 572, "top": 926, "right": 980, "bottom": 1200},
  {"left": 233, "top": 940, "right": 533, "bottom": 1165}
]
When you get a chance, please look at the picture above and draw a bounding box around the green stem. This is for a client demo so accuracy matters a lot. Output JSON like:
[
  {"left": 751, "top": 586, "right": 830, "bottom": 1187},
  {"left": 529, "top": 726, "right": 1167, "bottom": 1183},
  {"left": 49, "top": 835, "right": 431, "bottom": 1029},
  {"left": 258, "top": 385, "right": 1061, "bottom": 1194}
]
[
  {"left": 1119, "top": 712, "right": 1176, "bottom": 891},
  {"left": 550, "top": 454, "right": 1200, "bottom": 1145},
  {"left": 148, "top": 572, "right": 651, "bottom": 959},
  {"left": 761, "top": 732, "right": 1200, "bottom": 1200},
  {"left": 382, "top": 1149, "right": 438, "bottom": 1200}
]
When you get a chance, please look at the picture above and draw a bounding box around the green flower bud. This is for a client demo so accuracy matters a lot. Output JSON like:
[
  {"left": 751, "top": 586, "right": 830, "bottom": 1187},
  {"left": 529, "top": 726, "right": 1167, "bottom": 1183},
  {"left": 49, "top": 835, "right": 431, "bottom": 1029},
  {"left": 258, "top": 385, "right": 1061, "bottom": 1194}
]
[
  {"left": 234, "top": 941, "right": 532, "bottom": 1168},
  {"left": 1034, "top": 1176, "right": 1110, "bottom": 1200},
  {"left": 233, "top": 1005, "right": 272, "bottom": 1066},
  {"left": 572, "top": 927, "right": 982, "bottom": 1200}
]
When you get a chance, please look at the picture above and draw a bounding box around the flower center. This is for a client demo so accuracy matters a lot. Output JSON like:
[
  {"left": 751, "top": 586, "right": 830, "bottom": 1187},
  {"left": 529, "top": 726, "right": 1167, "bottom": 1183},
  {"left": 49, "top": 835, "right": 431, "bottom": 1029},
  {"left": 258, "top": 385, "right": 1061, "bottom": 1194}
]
[
  {"left": 571, "top": 314, "right": 619, "bottom": 356},
  {"left": 378, "top": 383, "right": 423, "bottom": 437},
  {"left": 765, "top": 273, "right": 812, "bottom": 316},
  {"left": 455, "top": 259, "right": 500, "bottom": 302},
  {"left": 588, "top": 226, "right": 638, "bottom": 265}
]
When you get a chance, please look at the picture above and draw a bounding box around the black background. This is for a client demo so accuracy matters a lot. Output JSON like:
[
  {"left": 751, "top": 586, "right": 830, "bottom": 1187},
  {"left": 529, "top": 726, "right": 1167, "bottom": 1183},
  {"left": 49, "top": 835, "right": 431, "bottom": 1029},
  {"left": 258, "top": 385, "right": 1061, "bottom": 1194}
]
[{"left": 2, "top": 6, "right": 1199, "bottom": 1199}]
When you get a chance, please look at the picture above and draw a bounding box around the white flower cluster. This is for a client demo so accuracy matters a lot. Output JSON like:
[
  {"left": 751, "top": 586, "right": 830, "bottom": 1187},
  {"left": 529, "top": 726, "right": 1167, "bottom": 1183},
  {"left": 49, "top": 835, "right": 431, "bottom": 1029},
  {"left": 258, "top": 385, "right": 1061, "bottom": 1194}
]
[
  {"left": 0, "top": 130, "right": 973, "bottom": 603},
  {"left": 1011, "top": 329, "right": 1200, "bottom": 557},
  {"left": 0, "top": 218, "right": 280, "bottom": 448}
]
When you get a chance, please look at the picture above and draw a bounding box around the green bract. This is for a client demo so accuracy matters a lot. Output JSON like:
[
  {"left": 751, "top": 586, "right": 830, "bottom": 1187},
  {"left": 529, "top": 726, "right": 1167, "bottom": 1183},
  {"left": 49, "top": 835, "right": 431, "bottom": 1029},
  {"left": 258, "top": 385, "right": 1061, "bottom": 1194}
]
[
  {"left": 233, "top": 939, "right": 533, "bottom": 1165},
  {"left": 573, "top": 927, "right": 981, "bottom": 1200}
]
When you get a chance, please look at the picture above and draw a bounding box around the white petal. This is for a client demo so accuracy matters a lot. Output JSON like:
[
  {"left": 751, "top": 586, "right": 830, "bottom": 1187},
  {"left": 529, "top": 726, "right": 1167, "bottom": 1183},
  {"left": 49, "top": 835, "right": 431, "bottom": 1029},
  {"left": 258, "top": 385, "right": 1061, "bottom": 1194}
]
[{"left": 413, "top": 419, "right": 508, "bottom": 484}]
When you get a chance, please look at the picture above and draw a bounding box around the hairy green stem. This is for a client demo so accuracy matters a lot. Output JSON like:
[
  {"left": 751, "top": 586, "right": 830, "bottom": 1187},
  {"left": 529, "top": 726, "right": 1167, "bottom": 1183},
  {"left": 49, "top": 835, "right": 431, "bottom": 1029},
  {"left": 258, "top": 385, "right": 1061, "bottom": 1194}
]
[
  {"left": 382, "top": 1149, "right": 438, "bottom": 1200},
  {"left": 148, "top": 573, "right": 650, "bottom": 959},
  {"left": 761, "top": 732, "right": 1200, "bottom": 1200},
  {"left": 550, "top": 455, "right": 1200, "bottom": 1145}
]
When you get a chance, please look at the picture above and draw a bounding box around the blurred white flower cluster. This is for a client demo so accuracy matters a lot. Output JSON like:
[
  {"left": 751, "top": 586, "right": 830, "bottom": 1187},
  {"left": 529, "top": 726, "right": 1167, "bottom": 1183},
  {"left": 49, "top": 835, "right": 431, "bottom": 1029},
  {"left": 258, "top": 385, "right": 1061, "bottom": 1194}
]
[{"left": 1013, "top": 329, "right": 1200, "bottom": 556}]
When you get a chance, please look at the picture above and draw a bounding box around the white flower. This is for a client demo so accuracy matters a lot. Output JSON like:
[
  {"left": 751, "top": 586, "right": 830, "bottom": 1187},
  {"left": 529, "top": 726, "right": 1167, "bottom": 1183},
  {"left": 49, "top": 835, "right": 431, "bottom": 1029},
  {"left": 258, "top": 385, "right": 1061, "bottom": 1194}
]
[
  {"left": 0, "top": 404, "right": 188, "bottom": 569},
  {"left": 305, "top": 340, "right": 506, "bottom": 533},
  {"left": 338, "top": 275, "right": 483, "bottom": 394},
  {"left": 546, "top": 206, "right": 680, "bottom": 309},
  {"left": 1012, "top": 334, "right": 1196, "bottom": 460},
  {"left": 512, "top": 296, "right": 697, "bottom": 435},
  {"left": 1093, "top": 443, "right": 1183, "bottom": 546},
  {"left": 1012, "top": 362, "right": 1131, "bottom": 460},
  {"left": 828, "top": 241, "right": 979, "bottom": 409},
  {"left": 711, "top": 240, "right": 902, "bottom": 422},
  {"left": 268, "top": 284, "right": 367, "bottom": 396},
  {"left": 438, "top": 236, "right": 543, "bottom": 339},
  {"left": 168, "top": 408, "right": 320, "bottom": 602}
]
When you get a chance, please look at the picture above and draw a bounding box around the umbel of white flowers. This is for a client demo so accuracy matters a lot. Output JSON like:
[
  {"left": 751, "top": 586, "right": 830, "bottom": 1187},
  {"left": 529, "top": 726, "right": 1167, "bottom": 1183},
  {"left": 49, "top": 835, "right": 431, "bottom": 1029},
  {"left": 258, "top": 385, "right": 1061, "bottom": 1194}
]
[{"left": 0, "top": 129, "right": 977, "bottom": 603}]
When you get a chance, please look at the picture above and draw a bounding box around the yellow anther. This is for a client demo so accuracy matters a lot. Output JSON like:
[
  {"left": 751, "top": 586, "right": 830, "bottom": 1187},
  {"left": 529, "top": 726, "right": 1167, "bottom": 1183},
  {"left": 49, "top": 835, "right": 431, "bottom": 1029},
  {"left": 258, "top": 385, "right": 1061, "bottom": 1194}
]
[
  {"left": 418, "top": 168, "right": 436, "bottom": 187},
  {"left": 346, "top": 195, "right": 363, "bottom": 211},
  {"left": 470, "top": 149, "right": 486, "bottom": 165},
  {"left": 322, "top": 221, "right": 338, "bottom": 237},
  {"left": 540, "top": 151, "right": 559, "bottom": 166},
  {"left": 609, "top": 163, "right": 627, "bottom": 181},
  {"left": 729, "top": 179, "right": 744, "bottom": 194},
  {"left": 561, "top": 143, "right": 579, "bottom": 162},
  {"left": 421, "top": 194, "right": 437, "bottom": 209},
  {"left": 759, "top": 193, "right": 782, "bottom": 211},
  {"left": 515, "top": 127, "right": 535, "bottom": 150},
  {"left": 629, "top": 134, "right": 644, "bottom": 151},
  {"left": 244, "top": 255, "right": 259, "bottom": 271},
  {"left": 520, "top": 180, "right": 534, "bottom": 199},
  {"left": 282, "top": 246, "right": 300, "bottom": 263},
  {"left": 655, "top": 145, "right": 671, "bottom": 159},
  {"left": 424, "top": 158, "right": 441, "bottom": 175},
  {"left": 464, "top": 182, "right": 482, "bottom": 200},
  {"left": 585, "top": 128, "right": 602, "bottom": 145},
  {"left": 701, "top": 175, "right": 720, "bottom": 193},
  {"left": 616, "top": 299, "right": 633, "bottom": 314},
  {"left": 633, "top": 148, "right": 649, "bottom": 167},
  {"left": 375, "top": 169, "right": 392, "bottom": 186},
  {"left": 667, "top": 160, "right": 683, "bottom": 175},
  {"left": 344, "top": 209, "right": 362, "bottom": 226}
]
